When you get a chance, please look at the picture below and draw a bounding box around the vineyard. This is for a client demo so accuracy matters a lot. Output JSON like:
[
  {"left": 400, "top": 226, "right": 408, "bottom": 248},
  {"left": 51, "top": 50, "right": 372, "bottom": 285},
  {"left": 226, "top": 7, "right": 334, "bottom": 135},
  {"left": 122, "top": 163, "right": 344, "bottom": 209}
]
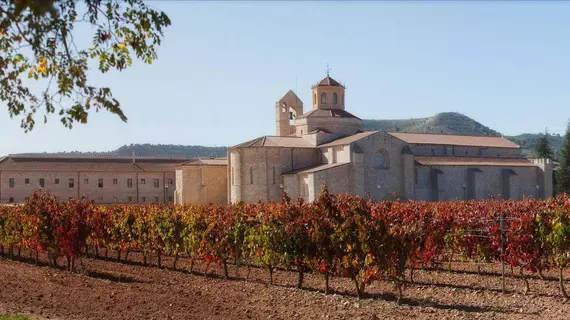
[{"left": 1, "top": 187, "right": 570, "bottom": 306}]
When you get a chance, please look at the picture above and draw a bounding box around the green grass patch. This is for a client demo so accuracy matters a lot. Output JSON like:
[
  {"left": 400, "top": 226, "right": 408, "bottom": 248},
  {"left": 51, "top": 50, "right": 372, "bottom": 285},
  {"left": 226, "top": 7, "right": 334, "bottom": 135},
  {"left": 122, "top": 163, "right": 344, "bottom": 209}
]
[{"left": 0, "top": 315, "right": 30, "bottom": 320}]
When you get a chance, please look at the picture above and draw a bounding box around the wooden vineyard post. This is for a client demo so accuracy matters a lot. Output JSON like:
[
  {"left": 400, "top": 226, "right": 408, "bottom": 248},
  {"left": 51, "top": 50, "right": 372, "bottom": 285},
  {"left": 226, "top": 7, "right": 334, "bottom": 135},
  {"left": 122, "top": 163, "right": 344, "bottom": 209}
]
[{"left": 500, "top": 213, "right": 506, "bottom": 294}]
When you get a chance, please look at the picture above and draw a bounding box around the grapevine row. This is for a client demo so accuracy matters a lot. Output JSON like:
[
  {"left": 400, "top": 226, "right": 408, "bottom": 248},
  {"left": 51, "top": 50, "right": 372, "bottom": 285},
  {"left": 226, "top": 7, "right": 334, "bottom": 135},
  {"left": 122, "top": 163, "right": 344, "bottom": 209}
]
[{"left": 1, "top": 187, "right": 570, "bottom": 302}]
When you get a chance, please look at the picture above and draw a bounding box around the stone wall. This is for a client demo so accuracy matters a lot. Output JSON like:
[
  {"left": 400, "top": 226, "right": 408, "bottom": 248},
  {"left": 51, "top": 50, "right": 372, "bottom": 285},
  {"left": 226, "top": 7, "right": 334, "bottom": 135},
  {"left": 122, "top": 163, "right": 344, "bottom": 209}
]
[
  {"left": 0, "top": 170, "right": 175, "bottom": 204},
  {"left": 414, "top": 165, "right": 541, "bottom": 201},
  {"left": 352, "top": 132, "right": 411, "bottom": 201},
  {"left": 411, "top": 145, "right": 522, "bottom": 158},
  {"left": 175, "top": 165, "right": 227, "bottom": 204},
  {"left": 229, "top": 147, "right": 321, "bottom": 203}
]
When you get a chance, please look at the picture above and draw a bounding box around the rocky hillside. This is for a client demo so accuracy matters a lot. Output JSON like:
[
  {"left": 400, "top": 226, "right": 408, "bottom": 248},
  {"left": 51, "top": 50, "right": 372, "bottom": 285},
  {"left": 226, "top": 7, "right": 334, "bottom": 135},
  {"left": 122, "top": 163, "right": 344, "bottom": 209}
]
[
  {"left": 361, "top": 112, "right": 501, "bottom": 136},
  {"left": 16, "top": 113, "right": 563, "bottom": 159},
  {"left": 362, "top": 112, "right": 564, "bottom": 158}
]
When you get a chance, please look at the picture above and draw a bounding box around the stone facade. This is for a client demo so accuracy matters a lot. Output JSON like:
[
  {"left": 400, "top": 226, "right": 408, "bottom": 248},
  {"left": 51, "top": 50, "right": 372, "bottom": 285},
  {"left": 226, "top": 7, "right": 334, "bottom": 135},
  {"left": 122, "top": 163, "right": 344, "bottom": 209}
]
[
  {"left": 228, "top": 74, "right": 553, "bottom": 203},
  {"left": 174, "top": 159, "right": 228, "bottom": 205},
  {"left": 0, "top": 155, "right": 180, "bottom": 204}
]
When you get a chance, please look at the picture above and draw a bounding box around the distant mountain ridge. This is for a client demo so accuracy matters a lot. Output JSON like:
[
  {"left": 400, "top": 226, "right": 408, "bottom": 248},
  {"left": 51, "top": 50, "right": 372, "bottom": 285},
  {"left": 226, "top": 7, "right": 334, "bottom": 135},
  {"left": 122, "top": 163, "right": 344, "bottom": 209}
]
[{"left": 15, "top": 112, "right": 563, "bottom": 159}]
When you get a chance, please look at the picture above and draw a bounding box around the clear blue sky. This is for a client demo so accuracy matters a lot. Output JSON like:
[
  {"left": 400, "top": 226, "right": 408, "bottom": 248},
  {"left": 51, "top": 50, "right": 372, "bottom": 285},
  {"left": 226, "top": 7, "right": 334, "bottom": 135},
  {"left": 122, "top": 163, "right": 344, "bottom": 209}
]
[{"left": 1, "top": 1, "right": 569, "bottom": 155}]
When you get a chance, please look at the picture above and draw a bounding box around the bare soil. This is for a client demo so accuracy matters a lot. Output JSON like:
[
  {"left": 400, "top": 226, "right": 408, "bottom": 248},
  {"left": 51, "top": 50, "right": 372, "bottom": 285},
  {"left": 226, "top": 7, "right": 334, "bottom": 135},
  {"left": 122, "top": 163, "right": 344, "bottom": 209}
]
[{"left": 0, "top": 252, "right": 569, "bottom": 320}]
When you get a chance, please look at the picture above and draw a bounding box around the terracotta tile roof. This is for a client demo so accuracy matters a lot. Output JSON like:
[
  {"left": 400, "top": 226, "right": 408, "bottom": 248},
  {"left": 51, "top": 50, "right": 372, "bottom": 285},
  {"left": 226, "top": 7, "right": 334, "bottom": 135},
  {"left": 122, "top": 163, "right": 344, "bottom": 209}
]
[
  {"left": 0, "top": 155, "right": 184, "bottom": 172},
  {"left": 283, "top": 162, "right": 350, "bottom": 175},
  {"left": 312, "top": 76, "right": 344, "bottom": 88},
  {"left": 232, "top": 136, "right": 314, "bottom": 149},
  {"left": 177, "top": 158, "right": 227, "bottom": 166},
  {"left": 308, "top": 128, "right": 332, "bottom": 134},
  {"left": 8, "top": 154, "right": 194, "bottom": 162},
  {"left": 318, "top": 131, "right": 379, "bottom": 147},
  {"left": 414, "top": 156, "right": 536, "bottom": 167},
  {"left": 298, "top": 108, "right": 360, "bottom": 120},
  {"left": 387, "top": 132, "right": 519, "bottom": 149}
]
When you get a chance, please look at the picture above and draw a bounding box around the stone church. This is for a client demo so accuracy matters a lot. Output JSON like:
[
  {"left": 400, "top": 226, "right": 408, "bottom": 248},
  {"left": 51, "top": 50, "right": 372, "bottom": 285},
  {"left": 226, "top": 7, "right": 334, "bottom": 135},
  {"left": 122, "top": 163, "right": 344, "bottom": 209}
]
[{"left": 225, "top": 74, "right": 553, "bottom": 203}]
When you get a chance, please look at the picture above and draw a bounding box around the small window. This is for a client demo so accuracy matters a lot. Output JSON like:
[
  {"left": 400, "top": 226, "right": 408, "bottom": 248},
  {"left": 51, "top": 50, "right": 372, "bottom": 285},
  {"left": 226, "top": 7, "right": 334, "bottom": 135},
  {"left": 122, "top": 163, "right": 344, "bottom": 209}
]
[
  {"left": 113, "top": 178, "right": 118, "bottom": 185},
  {"left": 141, "top": 196, "right": 146, "bottom": 203},
  {"left": 168, "top": 179, "right": 173, "bottom": 185},
  {"left": 55, "top": 178, "right": 59, "bottom": 185},
  {"left": 431, "top": 149, "right": 435, "bottom": 156},
  {"left": 113, "top": 197, "right": 118, "bottom": 203},
  {"left": 154, "top": 179, "right": 159, "bottom": 188},
  {"left": 128, "top": 196, "right": 133, "bottom": 202},
  {"left": 272, "top": 167, "right": 276, "bottom": 185},
  {"left": 127, "top": 178, "right": 133, "bottom": 188},
  {"left": 8, "top": 197, "right": 14, "bottom": 203},
  {"left": 39, "top": 178, "right": 45, "bottom": 188},
  {"left": 84, "top": 178, "right": 89, "bottom": 184},
  {"left": 154, "top": 197, "right": 159, "bottom": 203},
  {"left": 141, "top": 178, "right": 146, "bottom": 185},
  {"left": 8, "top": 178, "right": 14, "bottom": 188},
  {"left": 320, "top": 92, "right": 326, "bottom": 104},
  {"left": 168, "top": 196, "right": 173, "bottom": 203},
  {"left": 25, "top": 197, "right": 29, "bottom": 202},
  {"left": 98, "top": 178, "right": 104, "bottom": 188},
  {"left": 69, "top": 178, "right": 74, "bottom": 188},
  {"left": 25, "top": 178, "right": 30, "bottom": 185},
  {"left": 414, "top": 168, "right": 419, "bottom": 184},
  {"left": 332, "top": 92, "right": 338, "bottom": 104},
  {"left": 464, "top": 150, "right": 468, "bottom": 156}
]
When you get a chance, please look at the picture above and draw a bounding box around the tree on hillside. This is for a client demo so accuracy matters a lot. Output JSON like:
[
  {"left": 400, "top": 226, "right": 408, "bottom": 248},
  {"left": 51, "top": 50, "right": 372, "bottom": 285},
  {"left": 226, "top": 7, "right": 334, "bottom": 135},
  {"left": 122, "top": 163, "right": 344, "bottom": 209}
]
[
  {"left": 556, "top": 122, "right": 570, "bottom": 195},
  {"left": 535, "top": 129, "right": 554, "bottom": 159},
  {"left": 0, "top": 0, "right": 170, "bottom": 131}
]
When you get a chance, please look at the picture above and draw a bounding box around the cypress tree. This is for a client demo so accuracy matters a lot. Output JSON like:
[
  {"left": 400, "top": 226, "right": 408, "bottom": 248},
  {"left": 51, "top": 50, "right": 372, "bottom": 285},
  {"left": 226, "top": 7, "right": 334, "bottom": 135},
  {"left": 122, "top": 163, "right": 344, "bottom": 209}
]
[
  {"left": 535, "top": 129, "right": 554, "bottom": 159},
  {"left": 556, "top": 122, "right": 570, "bottom": 195}
]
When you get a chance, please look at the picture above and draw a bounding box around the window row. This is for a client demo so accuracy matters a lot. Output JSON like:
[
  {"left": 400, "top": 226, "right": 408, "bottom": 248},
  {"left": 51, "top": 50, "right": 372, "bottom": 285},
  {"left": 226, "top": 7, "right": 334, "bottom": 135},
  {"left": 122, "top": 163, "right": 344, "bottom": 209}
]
[
  {"left": 6, "top": 196, "right": 174, "bottom": 204},
  {"left": 314, "top": 92, "right": 342, "bottom": 105},
  {"left": 231, "top": 167, "right": 278, "bottom": 185},
  {"left": 7, "top": 177, "right": 174, "bottom": 188}
]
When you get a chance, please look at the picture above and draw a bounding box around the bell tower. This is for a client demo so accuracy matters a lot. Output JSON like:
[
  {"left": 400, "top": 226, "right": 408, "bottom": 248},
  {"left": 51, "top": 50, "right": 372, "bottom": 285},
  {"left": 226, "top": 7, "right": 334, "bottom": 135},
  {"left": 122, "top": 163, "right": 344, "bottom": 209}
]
[
  {"left": 311, "top": 67, "right": 345, "bottom": 110},
  {"left": 275, "top": 90, "right": 303, "bottom": 136}
]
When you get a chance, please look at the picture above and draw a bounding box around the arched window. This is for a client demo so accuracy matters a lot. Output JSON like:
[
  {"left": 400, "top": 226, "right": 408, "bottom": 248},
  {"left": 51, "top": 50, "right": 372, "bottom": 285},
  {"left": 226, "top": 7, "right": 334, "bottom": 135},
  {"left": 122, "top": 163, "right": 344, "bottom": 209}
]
[
  {"left": 332, "top": 92, "right": 338, "bottom": 104},
  {"left": 374, "top": 149, "right": 390, "bottom": 169},
  {"left": 313, "top": 93, "right": 316, "bottom": 105},
  {"left": 320, "top": 92, "right": 326, "bottom": 104}
]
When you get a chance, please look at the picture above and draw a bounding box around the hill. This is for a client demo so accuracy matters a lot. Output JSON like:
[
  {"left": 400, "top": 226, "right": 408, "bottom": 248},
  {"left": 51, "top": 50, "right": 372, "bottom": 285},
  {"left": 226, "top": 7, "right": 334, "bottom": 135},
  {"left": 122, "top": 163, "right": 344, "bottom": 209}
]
[
  {"left": 361, "top": 112, "right": 501, "bottom": 136},
  {"left": 14, "top": 113, "right": 562, "bottom": 159}
]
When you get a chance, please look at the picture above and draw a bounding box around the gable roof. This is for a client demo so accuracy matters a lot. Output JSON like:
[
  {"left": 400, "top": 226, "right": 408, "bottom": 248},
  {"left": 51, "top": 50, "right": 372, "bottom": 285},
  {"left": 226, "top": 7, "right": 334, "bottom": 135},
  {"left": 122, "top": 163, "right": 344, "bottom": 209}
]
[
  {"left": 318, "top": 131, "right": 379, "bottom": 147},
  {"left": 414, "top": 156, "right": 535, "bottom": 167},
  {"left": 278, "top": 90, "right": 302, "bottom": 103},
  {"left": 282, "top": 162, "right": 350, "bottom": 175},
  {"left": 177, "top": 158, "right": 227, "bottom": 166},
  {"left": 387, "top": 132, "right": 519, "bottom": 149},
  {"left": 0, "top": 155, "right": 184, "bottom": 172},
  {"left": 298, "top": 108, "right": 360, "bottom": 120},
  {"left": 312, "top": 76, "right": 344, "bottom": 88},
  {"left": 232, "top": 136, "right": 314, "bottom": 149}
]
